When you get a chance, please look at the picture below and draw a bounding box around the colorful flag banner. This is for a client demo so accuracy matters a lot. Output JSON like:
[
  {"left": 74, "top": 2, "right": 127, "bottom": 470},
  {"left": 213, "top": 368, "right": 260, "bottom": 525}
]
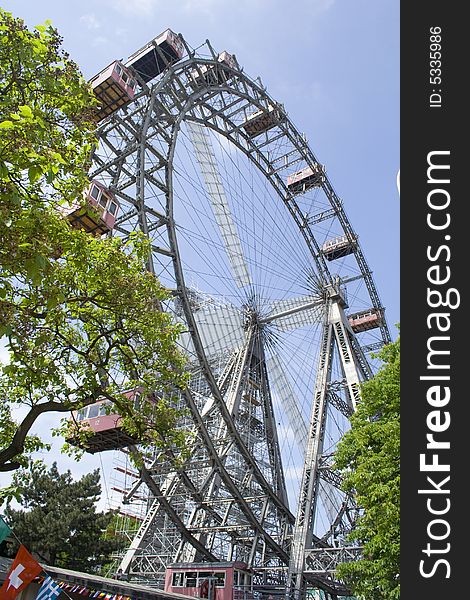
[
  {"left": 36, "top": 575, "right": 61, "bottom": 600},
  {"left": 55, "top": 579, "right": 133, "bottom": 599},
  {"left": 0, "top": 515, "right": 12, "bottom": 543},
  {"left": 0, "top": 544, "right": 43, "bottom": 600}
]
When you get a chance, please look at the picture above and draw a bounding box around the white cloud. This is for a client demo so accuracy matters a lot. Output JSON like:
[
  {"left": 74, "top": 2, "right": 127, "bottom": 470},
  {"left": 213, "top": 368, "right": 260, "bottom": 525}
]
[
  {"left": 92, "top": 35, "right": 110, "bottom": 47},
  {"left": 80, "top": 13, "right": 101, "bottom": 30},
  {"left": 311, "top": 0, "right": 335, "bottom": 15},
  {"left": 114, "top": 27, "right": 129, "bottom": 40},
  {"left": 106, "top": 0, "right": 335, "bottom": 20},
  {"left": 109, "top": 0, "right": 158, "bottom": 17},
  {"left": 182, "top": 0, "right": 335, "bottom": 19},
  {"left": 182, "top": 0, "right": 218, "bottom": 18},
  {"left": 80, "top": 14, "right": 109, "bottom": 47}
]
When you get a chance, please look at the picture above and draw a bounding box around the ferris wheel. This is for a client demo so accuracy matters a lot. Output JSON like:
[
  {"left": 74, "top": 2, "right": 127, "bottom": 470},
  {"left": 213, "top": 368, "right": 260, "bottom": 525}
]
[{"left": 80, "top": 29, "right": 391, "bottom": 600}]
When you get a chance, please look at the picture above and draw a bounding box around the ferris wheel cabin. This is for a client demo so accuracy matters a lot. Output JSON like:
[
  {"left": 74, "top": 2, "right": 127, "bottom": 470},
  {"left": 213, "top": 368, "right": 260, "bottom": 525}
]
[
  {"left": 61, "top": 180, "right": 119, "bottom": 236},
  {"left": 126, "top": 29, "right": 184, "bottom": 83},
  {"left": 165, "top": 562, "right": 254, "bottom": 600},
  {"left": 242, "top": 104, "right": 284, "bottom": 138},
  {"left": 347, "top": 308, "right": 384, "bottom": 333},
  {"left": 286, "top": 165, "right": 324, "bottom": 194},
  {"left": 67, "top": 388, "right": 143, "bottom": 454},
  {"left": 89, "top": 61, "right": 137, "bottom": 121},
  {"left": 191, "top": 52, "right": 237, "bottom": 86},
  {"left": 321, "top": 234, "right": 357, "bottom": 261}
]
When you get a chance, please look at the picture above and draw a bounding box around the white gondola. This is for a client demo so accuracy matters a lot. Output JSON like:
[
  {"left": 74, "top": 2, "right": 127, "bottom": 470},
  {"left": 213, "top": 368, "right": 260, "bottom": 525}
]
[
  {"left": 322, "top": 234, "right": 357, "bottom": 261},
  {"left": 191, "top": 51, "right": 237, "bottom": 86},
  {"left": 286, "top": 165, "right": 324, "bottom": 193},
  {"left": 243, "top": 104, "right": 284, "bottom": 137}
]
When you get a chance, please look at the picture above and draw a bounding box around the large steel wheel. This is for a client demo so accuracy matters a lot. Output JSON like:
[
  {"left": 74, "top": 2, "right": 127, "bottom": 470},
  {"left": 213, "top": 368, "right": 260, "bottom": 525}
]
[{"left": 90, "top": 36, "right": 390, "bottom": 597}]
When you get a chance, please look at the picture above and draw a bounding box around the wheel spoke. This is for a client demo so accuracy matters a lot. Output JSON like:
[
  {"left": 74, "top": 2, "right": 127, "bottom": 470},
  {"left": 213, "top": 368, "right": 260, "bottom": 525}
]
[{"left": 187, "top": 120, "right": 252, "bottom": 289}]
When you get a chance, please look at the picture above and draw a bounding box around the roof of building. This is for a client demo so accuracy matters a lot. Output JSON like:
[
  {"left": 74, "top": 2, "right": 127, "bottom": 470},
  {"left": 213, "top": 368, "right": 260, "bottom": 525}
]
[{"left": 0, "top": 556, "right": 192, "bottom": 600}]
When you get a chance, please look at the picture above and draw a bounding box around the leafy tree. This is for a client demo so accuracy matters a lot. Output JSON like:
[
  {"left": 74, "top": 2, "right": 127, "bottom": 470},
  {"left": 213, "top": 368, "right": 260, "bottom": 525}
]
[
  {"left": 4, "top": 462, "right": 125, "bottom": 571},
  {"left": 0, "top": 9, "right": 188, "bottom": 480},
  {"left": 334, "top": 335, "right": 400, "bottom": 600}
]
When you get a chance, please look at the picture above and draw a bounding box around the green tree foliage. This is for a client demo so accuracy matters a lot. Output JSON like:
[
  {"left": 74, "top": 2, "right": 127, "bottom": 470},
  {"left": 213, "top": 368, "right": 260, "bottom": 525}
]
[
  {"left": 334, "top": 336, "right": 400, "bottom": 600},
  {"left": 0, "top": 9, "right": 188, "bottom": 478},
  {"left": 4, "top": 462, "right": 125, "bottom": 571}
]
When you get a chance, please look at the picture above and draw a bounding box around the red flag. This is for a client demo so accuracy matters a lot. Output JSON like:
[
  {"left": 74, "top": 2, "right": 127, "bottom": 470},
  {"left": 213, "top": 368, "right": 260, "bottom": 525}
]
[{"left": 0, "top": 544, "right": 42, "bottom": 599}]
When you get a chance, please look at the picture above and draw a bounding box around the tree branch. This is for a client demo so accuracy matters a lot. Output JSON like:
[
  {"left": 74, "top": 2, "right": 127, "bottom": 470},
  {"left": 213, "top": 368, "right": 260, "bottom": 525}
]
[{"left": 1, "top": 400, "right": 83, "bottom": 472}]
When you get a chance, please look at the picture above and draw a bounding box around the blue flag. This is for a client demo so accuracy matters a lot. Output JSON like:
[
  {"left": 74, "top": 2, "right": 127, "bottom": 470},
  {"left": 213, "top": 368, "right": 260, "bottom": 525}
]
[{"left": 36, "top": 576, "right": 61, "bottom": 600}]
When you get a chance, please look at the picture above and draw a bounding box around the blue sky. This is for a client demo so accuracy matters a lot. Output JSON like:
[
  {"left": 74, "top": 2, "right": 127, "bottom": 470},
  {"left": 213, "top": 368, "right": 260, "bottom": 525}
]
[
  {"left": 1, "top": 0, "right": 399, "bottom": 500},
  {"left": 2, "top": 0, "right": 399, "bottom": 326}
]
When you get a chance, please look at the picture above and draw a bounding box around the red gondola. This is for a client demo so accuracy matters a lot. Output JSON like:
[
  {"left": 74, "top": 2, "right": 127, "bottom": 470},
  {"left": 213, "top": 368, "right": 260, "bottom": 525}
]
[
  {"left": 61, "top": 180, "right": 119, "bottom": 236},
  {"left": 68, "top": 388, "right": 143, "bottom": 453},
  {"left": 126, "top": 29, "right": 184, "bottom": 83},
  {"left": 348, "top": 308, "right": 384, "bottom": 333},
  {"left": 89, "top": 60, "right": 137, "bottom": 121},
  {"left": 165, "top": 562, "right": 254, "bottom": 600}
]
